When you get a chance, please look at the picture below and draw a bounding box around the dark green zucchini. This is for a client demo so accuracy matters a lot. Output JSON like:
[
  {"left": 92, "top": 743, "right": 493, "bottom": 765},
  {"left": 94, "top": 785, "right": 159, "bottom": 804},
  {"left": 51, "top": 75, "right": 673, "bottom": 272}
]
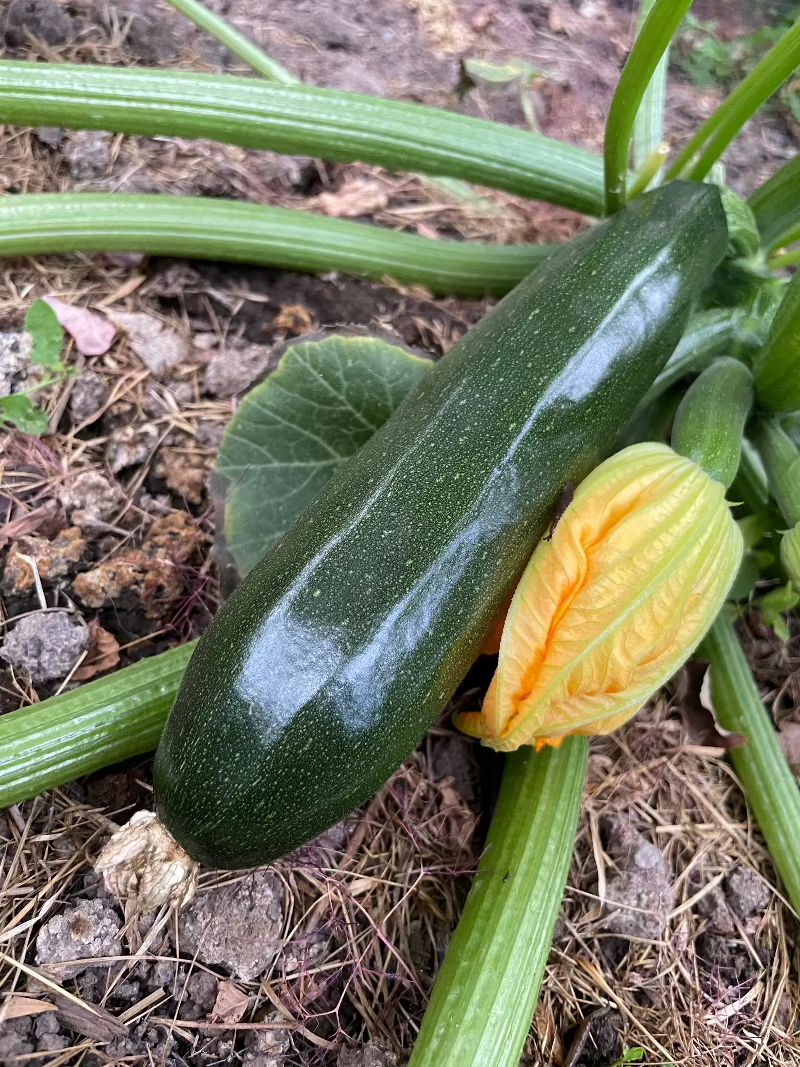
[{"left": 154, "top": 182, "right": 727, "bottom": 869}]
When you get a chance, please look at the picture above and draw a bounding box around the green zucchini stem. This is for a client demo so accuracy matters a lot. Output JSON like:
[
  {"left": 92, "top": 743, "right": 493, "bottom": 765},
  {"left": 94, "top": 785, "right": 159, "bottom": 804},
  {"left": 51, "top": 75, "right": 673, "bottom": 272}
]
[
  {"left": 632, "top": 0, "right": 669, "bottom": 173},
  {"left": 704, "top": 613, "right": 800, "bottom": 914},
  {"left": 408, "top": 739, "right": 588, "bottom": 1067},
  {"left": 0, "top": 61, "right": 606, "bottom": 216},
  {"left": 750, "top": 153, "right": 800, "bottom": 252},
  {"left": 163, "top": 0, "right": 298, "bottom": 84},
  {"left": 603, "top": 0, "right": 693, "bottom": 213},
  {"left": 0, "top": 193, "right": 554, "bottom": 298},
  {"left": 0, "top": 642, "right": 194, "bottom": 809},
  {"left": 752, "top": 419, "right": 800, "bottom": 526}
]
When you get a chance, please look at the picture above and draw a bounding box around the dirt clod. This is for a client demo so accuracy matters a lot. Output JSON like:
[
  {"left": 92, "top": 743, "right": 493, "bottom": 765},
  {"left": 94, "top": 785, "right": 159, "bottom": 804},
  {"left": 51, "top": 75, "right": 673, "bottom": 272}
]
[
  {"left": 62, "top": 132, "right": 113, "bottom": 182},
  {"left": 3, "top": 0, "right": 74, "bottom": 46},
  {"left": 726, "top": 867, "right": 771, "bottom": 919},
  {"left": 178, "top": 871, "right": 283, "bottom": 982},
  {"left": 108, "top": 310, "right": 192, "bottom": 378},
  {"left": 1, "top": 527, "right": 86, "bottom": 595},
  {"left": 203, "top": 343, "right": 276, "bottom": 399},
  {"left": 243, "top": 1015, "right": 292, "bottom": 1067},
  {"left": 0, "top": 611, "right": 89, "bottom": 683},
  {"left": 338, "top": 1040, "right": 399, "bottom": 1067},
  {"left": 61, "top": 470, "right": 125, "bottom": 528},
  {"left": 105, "top": 423, "right": 160, "bottom": 474},
  {"left": 602, "top": 818, "right": 673, "bottom": 940},
  {"left": 0, "top": 331, "right": 33, "bottom": 395},
  {"left": 35, "top": 898, "right": 122, "bottom": 979},
  {"left": 69, "top": 372, "right": 109, "bottom": 425}
]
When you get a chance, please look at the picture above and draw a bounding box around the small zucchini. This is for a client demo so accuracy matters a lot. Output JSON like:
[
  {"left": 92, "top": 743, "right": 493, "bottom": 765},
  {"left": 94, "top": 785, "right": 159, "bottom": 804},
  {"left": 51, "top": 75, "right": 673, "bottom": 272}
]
[{"left": 154, "top": 182, "right": 726, "bottom": 868}]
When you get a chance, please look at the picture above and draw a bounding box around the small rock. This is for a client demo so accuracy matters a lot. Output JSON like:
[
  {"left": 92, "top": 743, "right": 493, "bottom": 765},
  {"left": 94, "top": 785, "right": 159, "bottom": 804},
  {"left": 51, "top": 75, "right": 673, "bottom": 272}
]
[
  {"left": 165, "top": 380, "right": 194, "bottom": 406},
  {"left": 63, "top": 131, "right": 113, "bottom": 182},
  {"left": 34, "top": 1014, "right": 61, "bottom": 1041},
  {"left": 35, "top": 126, "right": 63, "bottom": 147},
  {"left": 338, "top": 1040, "right": 399, "bottom": 1067},
  {"left": 119, "top": 0, "right": 183, "bottom": 63},
  {"left": 726, "top": 868, "right": 771, "bottom": 919},
  {"left": 3, "top": 0, "right": 74, "bottom": 47},
  {"left": 0, "top": 611, "right": 89, "bottom": 683},
  {"left": 185, "top": 971, "right": 219, "bottom": 1015},
  {"left": 107, "top": 310, "right": 192, "bottom": 379},
  {"left": 0, "top": 330, "right": 34, "bottom": 395},
  {"left": 37, "top": 1033, "right": 69, "bottom": 1052},
  {"left": 105, "top": 423, "right": 160, "bottom": 474},
  {"left": 0, "top": 1018, "right": 34, "bottom": 1062},
  {"left": 695, "top": 882, "right": 736, "bottom": 934},
  {"left": 2, "top": 527, "right": 86, "bottom": 595},
  {"left": 69, "top": 372, "right": 109, "bottom": 424},
  {"left": 203, "top": 344, "right": 276, "bottom": 399},
  {"left": 602, "top": 819, "right": 672, "bottom": 940},
  {"left": 179, "top": 870, "right": 283, "bottom": 982},
  {"left": 36, "top": 898, "right": 122, "bottom": 979},
  {"left": 196, "top": 421, "right": 225, "bottom": 449},
  {"left": 243, "top": 1015, "right": 292, "bottom": 1067},
  {"left": 62, "top": 470, "right": 125, "bottom": 527}
]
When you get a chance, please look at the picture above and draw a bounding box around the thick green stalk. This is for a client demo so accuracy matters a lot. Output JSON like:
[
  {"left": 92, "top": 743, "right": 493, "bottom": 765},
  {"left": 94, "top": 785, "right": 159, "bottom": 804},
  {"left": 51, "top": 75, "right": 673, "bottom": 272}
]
[
  {"left": 750, "top": 153, "right": 800, "bottom": 251},
  {"left": 667, "top": 16, "right": 800, "bottom": 181},
  {"left": 0, "top": 194, "right": 554, "bottom": 297},
  {"left": 752, "top": 271, "right": 800, "bottom": 415},
  {"left": 671, "top": 358, "right": 753, "bottom": 488},
  {"left": 0, "top": 643, "right": 194, "bottom": 808},
  {"left": 638, "top": 307, "right": 744, "bottom": 407},
  {"left": 164, "top": 0, "right": 298, "bottom": 83},
  {"left": 0, "top": 62, "right": 605, "bottom": 216},
  {"left": 704, "top": 613, "right": 800, "bottom": 913},
  {"left": 408, "top": 739, "right": 587, "bottom": 1067},
  {"left": 752, "top": 419, "right": 800, "bottom": 526},
  {"left": 604, "top": 0, "right": 693, "bottom": 213},
  {"left": 632, "top": 0, "right": 669, "bottom": 172}
]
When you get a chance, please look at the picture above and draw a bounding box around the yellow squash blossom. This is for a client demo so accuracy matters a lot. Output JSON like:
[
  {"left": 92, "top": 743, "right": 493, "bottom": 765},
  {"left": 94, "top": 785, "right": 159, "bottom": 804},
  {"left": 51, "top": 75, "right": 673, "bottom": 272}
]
[{"left": 457, "top": 442, "right": 743, "bottom": 751}]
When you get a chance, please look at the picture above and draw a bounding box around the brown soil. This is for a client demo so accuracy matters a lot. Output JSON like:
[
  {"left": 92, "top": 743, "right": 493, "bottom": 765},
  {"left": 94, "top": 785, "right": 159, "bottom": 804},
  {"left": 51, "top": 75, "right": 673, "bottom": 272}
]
[{"left": 1, "top": 1, "right": 799, "bottom": 1064}]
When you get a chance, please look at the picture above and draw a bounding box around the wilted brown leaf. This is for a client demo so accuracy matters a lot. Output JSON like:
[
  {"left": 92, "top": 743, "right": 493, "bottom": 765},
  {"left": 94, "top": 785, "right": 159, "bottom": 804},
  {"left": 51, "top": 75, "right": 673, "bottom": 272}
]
[
  {"left": 0, "top": 996, "right": 57, "bottom": 1021},
  {"left": 315, "top": 179, "right": 388, "bottom": 218},
  {"left": 210, "top": 982, "right": 249, "bottom": 1025},
  {"left": 73, "top": 619, "right": 121, "bottom": 681}
]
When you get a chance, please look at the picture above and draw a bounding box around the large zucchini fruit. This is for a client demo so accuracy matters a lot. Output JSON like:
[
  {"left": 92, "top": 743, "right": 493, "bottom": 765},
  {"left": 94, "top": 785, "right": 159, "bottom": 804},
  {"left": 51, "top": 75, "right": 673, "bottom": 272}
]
[{"left": 154, "top": 182, "right": 727, "bottom": 868}]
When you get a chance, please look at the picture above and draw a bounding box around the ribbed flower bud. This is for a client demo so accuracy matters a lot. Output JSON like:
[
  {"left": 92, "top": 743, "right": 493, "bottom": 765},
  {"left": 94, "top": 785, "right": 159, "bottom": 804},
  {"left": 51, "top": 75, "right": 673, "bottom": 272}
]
[
  {"left": 456, "top": 443, "right": 743, "bottom": 751},
  {"left": 781, "top": 522, "right": 800, "bottom": 587}
]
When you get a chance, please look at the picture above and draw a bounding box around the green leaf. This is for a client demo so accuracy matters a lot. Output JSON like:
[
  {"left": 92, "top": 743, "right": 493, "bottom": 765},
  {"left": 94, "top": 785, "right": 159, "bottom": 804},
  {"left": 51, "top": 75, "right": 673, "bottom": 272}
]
[
  {"left": 24, "top": 299, "right": 63, "bottom": 368},
  {"left": 216, "top": 333, "right": 431, "bottom": 577},
  {"left": 462, "top": 57, "right": 538, "bottom": 86},
  {"left": 0, "top": 394, "right": 49, "bottom": 435},
  {"left": 611, "top": 1050, "right": 646, "bottom": 1067}
]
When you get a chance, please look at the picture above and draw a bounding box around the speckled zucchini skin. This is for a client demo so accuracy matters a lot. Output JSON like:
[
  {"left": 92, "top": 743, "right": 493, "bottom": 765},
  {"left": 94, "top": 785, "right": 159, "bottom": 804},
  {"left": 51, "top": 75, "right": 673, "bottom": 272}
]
[{"left": 154, "top": 182, "right": 727, "bottom": 868}]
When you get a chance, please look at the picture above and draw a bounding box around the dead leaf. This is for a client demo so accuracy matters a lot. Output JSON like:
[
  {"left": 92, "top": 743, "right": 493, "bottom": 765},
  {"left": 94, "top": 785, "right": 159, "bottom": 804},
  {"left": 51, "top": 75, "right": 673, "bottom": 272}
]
[
  {"left": 0, "top": 996, "right": 57, "bottom": 1022},
  {"left": 694, "top": 664, "right": 747, "bottom": 750},
  {"left": 73, "top": 619, "right": 121, "bottom": 681},
  {"left": 106, "top": 310, "right": 191, "bottom": 378},
  {"left": 210, "top": 982, "right": 249, "bottom": 1025},
  {"left": 43, "top": 297, "right": 116, "bottom": 357},
  {"left": 51, "top": 991, "right": 127, "bottom": 1041},
  {"left": 315, "top": 179, "right": 388, "bottom": 218},
  {"left": 271, "top": 305, "right": 314, "bottom": 336},
  {"left": 778, "top": 722, "right": 800, "bottom": 769},
  {"left": 0, "top": 500, "right": 61, "bottom": 548}
]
